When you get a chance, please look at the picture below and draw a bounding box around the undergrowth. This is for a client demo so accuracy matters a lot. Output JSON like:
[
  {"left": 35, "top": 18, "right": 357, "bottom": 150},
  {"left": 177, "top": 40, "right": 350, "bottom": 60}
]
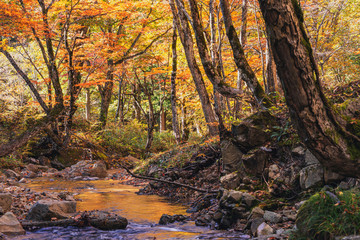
[{"left": 292, "top": 188, "right": 360, "bottom": 240}]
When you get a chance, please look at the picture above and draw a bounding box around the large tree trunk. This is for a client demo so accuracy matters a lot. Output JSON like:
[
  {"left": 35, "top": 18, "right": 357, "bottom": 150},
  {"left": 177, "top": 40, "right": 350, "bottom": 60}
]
[
  {"left": 169, "top": 0, "right": 219, "bottom": 137},
  {"left": 258, "top": 0, "right": 360, "bottom": 177}
]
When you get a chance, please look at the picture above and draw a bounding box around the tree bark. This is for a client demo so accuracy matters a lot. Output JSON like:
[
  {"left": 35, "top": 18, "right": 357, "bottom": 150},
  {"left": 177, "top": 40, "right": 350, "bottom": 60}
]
[
  {"left": 265, "top": 40, "right": 276, "bottom": 94},
  {"left": 169, "top": 0, "right": 219, "bottom": 136},
  {"left": 258, "top": 0, "right": 360, "bottom": 177},
  {"left": 219, "top": 0, "right": 272, "bottom": 109},
  {"left": 98, "top": 59, "right": 114, "bottom": 128},
  {"left": 170, "top": 21, "right": 181, "bottom": 144}
]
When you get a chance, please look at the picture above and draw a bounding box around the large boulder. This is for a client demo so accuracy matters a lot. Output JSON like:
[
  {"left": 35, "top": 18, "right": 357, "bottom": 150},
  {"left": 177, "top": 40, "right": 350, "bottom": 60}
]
[
  {"left": 66, "top": 160, "right": 107, "bottom": 179},
  {"left": 0, "top": 194, "right": 12, "bottom": 213},
  {"left": 26, "top": 200, "right": 76, "bottom": 221},
  {"left": 231, "top": 123, "right": 270, "bottom": 151},
  {"left": 82, "top": 210, "right": 127, "bottom": 230},
  {"left": 221, "top": 139, "right": 244, "bottom": 173},
  {"left": 0, "top": 212, "right": 25, "bottom": 236},
  {"left": 242, "top": 148, "right": 269, "bottom": 177}
]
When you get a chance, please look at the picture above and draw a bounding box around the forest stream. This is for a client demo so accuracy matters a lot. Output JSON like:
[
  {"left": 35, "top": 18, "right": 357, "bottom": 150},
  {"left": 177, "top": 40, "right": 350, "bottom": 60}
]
[{"left": 12, "top": 178, "right": 249, "bottom": 240}]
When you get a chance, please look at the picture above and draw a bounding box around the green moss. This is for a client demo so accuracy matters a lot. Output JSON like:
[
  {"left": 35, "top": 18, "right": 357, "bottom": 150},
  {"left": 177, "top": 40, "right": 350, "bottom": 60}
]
[{"left": 347, "top": 140, "right": 360, "bottom": 161}]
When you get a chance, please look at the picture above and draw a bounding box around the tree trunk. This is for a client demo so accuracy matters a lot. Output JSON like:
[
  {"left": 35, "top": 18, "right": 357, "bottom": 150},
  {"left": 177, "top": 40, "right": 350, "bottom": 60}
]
[
  {"left": 160, "top": 110, "right": 166, "bottom": 132},
  {"left": 170, "top": 21, "right": 181, "bottom": 144},
  {"left": 98, "top": 59, "right": 114, "bottom": 128},
  {"left": 259, "top": 0, "right": 360, "bottom": 177},
  {"left": 85, "top": 88, "right": 91, "bottom": 121},
  {"left": 169, "top": 0, "right": 219, "bottom": 136},
  {"left": 265, "top": 41, "right": 276, "bottom": 94},
  {"left": 219, "top": 0, "right": 272, "bottom": 108}
]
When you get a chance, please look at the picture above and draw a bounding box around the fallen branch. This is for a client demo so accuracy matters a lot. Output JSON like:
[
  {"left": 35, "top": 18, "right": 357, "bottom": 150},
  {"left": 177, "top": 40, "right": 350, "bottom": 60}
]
[{"left": 121, "top": 165, "right": 219, "bottom": 194}]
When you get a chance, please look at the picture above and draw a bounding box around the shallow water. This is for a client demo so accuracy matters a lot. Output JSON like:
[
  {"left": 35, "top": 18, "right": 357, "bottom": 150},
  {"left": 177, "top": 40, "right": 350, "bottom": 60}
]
[{"left": 15, "top": 179, "right": 250, "bottom": 239}]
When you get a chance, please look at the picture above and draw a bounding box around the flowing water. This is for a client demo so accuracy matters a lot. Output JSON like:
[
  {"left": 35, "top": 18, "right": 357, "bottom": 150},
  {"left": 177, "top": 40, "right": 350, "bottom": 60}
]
[{"left": 14, "top": 178, "right": 250, "bottom": 239}]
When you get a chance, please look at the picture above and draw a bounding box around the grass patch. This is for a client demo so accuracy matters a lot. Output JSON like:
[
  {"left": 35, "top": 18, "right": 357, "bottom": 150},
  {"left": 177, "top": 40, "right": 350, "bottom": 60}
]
[{"left": 292, "top": 188, "right": 360, "bottom": 240}]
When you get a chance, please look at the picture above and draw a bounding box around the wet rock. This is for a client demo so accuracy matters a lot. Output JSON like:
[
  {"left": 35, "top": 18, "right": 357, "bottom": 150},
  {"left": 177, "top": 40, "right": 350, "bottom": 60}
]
[
  {"left": 82, "top": 210, "right": 128, "bottom": 230},
  {"left": 242, "top": 148, "right": 269, "bottom": 177},
  {"left": 26, "top": 200, "right": 76, "bottom": 221},
  {"left": 299, "top": 164, "right": 323, "bottom": 189},
  {"left": 3, "top": 170, "right": 20, "bottom": 180},
  {"left": 0, "top": 212, "right": 25, "bottom": 236},
  {"left": 195, "top": 214, "right": 211, "bottom": 226},
  {"left": 263, "top": 210, "right": 281, "bottom": 223},
  {"left": 0, "top": 194, "right": 12, "bottom": 213},
  {"left": 159, "top": 214, "right": 189, "bottom": 225},
  {"left": 257, "top": 222, "right": 273, "bottom": 236},
  {"left": 220, "top": 172, "right": 240, "bottom": 189}
]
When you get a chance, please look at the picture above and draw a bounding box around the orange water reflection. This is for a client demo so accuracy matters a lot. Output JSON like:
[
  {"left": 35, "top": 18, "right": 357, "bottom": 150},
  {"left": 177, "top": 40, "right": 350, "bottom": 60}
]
[{"left": 27, "top": 179, "right": 188, "bottom": 224}]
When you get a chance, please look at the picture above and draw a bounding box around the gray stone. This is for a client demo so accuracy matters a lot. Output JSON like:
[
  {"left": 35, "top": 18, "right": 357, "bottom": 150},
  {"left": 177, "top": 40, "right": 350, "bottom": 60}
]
[
  {"left": 324, "top": 168, "right": 344, "bottom": 183},
  {"left": 268, "top": 164, "right": 280, "bottom": 180},
  {"left": 257, "top": 222, "right": 274, "bottom": 236},
  {"left": 263, "top": 210, "right": 281, "bottom": 223},
  {"left": 232, "top": 123, "right": 270, "bottom": 151},
  {"left": 292, "top": 146, "right": 306, "bottom": 156},
  {"left": 0, "top": 194, "right": 12, "bottom": 213},
  {"left": 250, "top": 218, "right": 264, "bottom": 236},
  {"left": 220, "top": 172, "right": 241, "bottom": 190},
  {"left": 299, "top": 164, "right": 324, "bottom": 189},
  {"left": 228, "top": 190, "right": 243, "bottom": 203},
  {"left": 221, "top": 139, "right": 243, "bottom": 173},
  {"left": 3, "top": 170, "right": 19, "bottom": 180},
  {"left": 26, "top": 200, "right": 76, "bottom": 221},
  {"left": 67, "top": 160, "right": 107, "bottom": 179},
  {"left": 242, "top": 149, "right": 269, "bottom": 177},
  {"left": 250, "top": 207, "right": 264, "bottom": 220},
  {"left": 0, "top": 212, "right": 25, "bottom": 236},
  {"left": 304, "top": 150, "right": 320, "bottom": 166},
  {"left": 242, "top": 193, "right": 257, "bottom": 208}
]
